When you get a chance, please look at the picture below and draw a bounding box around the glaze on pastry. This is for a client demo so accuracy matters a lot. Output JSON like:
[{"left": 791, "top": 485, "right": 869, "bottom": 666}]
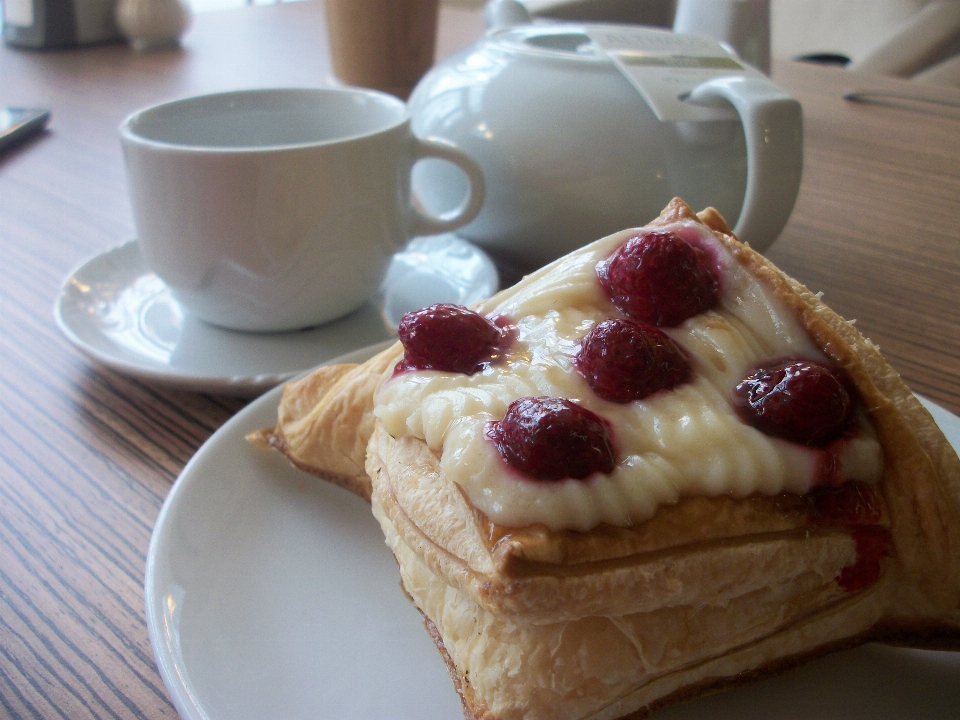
[{"left": 252, "top": 199, "right": 960, "bottom": 720}]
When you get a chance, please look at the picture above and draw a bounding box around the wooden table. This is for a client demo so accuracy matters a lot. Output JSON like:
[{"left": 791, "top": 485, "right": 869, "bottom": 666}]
[{"left": 1, "top": 2, "right": 958, "bottom": 717}]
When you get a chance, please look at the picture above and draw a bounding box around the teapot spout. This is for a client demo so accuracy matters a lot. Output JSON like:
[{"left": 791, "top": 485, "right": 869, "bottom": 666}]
[
  {"left": 673, "top": 0, "right": 771, "bottom": 75},
  {"left": 485, "top": 0, "right": 533, "bottom": 29}
]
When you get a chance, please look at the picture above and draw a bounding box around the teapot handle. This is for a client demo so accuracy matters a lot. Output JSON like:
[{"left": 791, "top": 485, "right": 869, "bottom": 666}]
[{"left": 687, "top": 76, "right": 803, "bottom": 252}]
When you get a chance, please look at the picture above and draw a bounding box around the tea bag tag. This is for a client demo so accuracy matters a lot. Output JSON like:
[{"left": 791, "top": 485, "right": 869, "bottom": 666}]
[{"left": 585, "top": 27, "right": 763, "bottom": 122}]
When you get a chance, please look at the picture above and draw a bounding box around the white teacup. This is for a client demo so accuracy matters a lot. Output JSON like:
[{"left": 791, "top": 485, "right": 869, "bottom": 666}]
[{"left": 120, "top": 87, "right": 484, "bottom": 332}]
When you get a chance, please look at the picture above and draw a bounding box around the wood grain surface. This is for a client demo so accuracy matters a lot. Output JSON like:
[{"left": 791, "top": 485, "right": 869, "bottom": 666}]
[
  {"left": 766, "top": 61, "right": 960, "bottom": 412},
  {"left": 0, "top": 2, "right": 958, "bottom": 718}
]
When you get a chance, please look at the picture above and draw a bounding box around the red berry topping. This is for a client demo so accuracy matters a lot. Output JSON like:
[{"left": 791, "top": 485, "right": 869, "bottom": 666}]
[
  {"left": 597, "top": 231, "right": 720, "bottom": 327},
  {"left": 837, "top": 527, "right": 890, "bottom": 592},
  {"left": 732, "top": 359, "right": 853, "bottom": 446},
  {"left": 575, "top": 319, "right": 692, "bottom": 403},
  {"left": 398, "top": 303, "right": 504, "bottom": 375},
  {"left": 803, "top": 483, "right": 888, "bottom": 592},
  {"left": 487, "top": 396, "right": 615, "bottom": 481},
  {"left": 807, "top": 482, "right": 882, "bottom": 527}
]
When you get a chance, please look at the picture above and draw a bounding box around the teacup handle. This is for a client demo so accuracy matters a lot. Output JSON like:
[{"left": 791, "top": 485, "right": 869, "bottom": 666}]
[
  {"left": 407, "top": 137, "right": 486, "bottom": 237},
  {"left": 687, "top": 76, "right": 803, "bottom": 252}
]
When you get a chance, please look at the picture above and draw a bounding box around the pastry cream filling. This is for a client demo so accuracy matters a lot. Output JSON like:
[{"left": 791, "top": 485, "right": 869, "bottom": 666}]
[{"left": 375, "top": 221, "right": 883, "bottom": 531}]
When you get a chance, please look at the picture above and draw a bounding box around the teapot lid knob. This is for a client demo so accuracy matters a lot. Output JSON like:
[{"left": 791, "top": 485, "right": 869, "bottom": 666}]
[{"left": 485, "top": 0, "right": 532, "bottom": 29}]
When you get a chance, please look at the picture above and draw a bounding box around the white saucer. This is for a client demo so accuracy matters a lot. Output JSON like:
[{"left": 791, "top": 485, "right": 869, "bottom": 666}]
[
  {"left": 381, "top": 233, "right": 500, "bottom": 326},
  {"left": 145, "top": 352, "right": 960, "bottom": 720},
  {"left": 55, "top": 237, "right": 498, "bottom": 396}
]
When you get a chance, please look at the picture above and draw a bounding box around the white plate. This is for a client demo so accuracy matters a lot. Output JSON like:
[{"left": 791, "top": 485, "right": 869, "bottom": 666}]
[
  {"left": 55, "top": 236, "right": 498, "bottom": 396},
  {"left": 145, "top": 363, "right": 960, "bottom": 720}
]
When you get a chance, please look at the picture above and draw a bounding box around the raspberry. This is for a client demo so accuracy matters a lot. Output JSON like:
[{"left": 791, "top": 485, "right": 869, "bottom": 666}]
[
  {"left": 732, "top": 359, "right": 853, "bottom": 446},
  {"left": 487, "top": 396, "right": 615, "bottom": 481},
  {"left": 597, "top": 231, "right": 720, "bottom": 327},
  {"left": 575, "top": 319, "right": 691, "bottom": 403},
  {"left": 397, "top": 303, "right": 505, "bottom": 375}
]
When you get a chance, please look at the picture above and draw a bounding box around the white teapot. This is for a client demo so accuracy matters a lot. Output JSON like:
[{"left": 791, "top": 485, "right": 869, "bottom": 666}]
[{"left": 409, "top": 0, "right": 802, "bottom": 269}]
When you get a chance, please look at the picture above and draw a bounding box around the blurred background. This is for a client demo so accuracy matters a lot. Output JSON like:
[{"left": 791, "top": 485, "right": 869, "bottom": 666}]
[
  {"left": 3, "top": 0, "right": 957, "bottom": 84},
  {"left": 188, "top": 0, "right": 959, "bottom": 85}
]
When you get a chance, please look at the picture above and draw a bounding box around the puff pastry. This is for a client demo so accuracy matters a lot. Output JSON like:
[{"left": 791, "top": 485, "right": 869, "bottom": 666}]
[{"left": 251, "top": 198, "right": 960, "bottom": 720}]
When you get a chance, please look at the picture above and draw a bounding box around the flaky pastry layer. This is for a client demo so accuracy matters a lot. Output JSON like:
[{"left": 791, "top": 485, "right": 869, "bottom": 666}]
[
  {"left": 368, "top": 421, "right": 869, "bottom": 622},
  {"left": 375, "top": 483, "right": 889, "bottom": 720}
]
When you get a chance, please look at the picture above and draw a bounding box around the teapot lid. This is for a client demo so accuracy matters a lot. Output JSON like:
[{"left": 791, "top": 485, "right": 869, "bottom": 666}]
[
  {"left": 488, "top": 24, "right": 614, "bottom": 62},
  {"left": 488, "top": 24, "right": 757, "bottom": 122},
  {"left": 488, "top": 23, "right": 719, "bottom": 63}
]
